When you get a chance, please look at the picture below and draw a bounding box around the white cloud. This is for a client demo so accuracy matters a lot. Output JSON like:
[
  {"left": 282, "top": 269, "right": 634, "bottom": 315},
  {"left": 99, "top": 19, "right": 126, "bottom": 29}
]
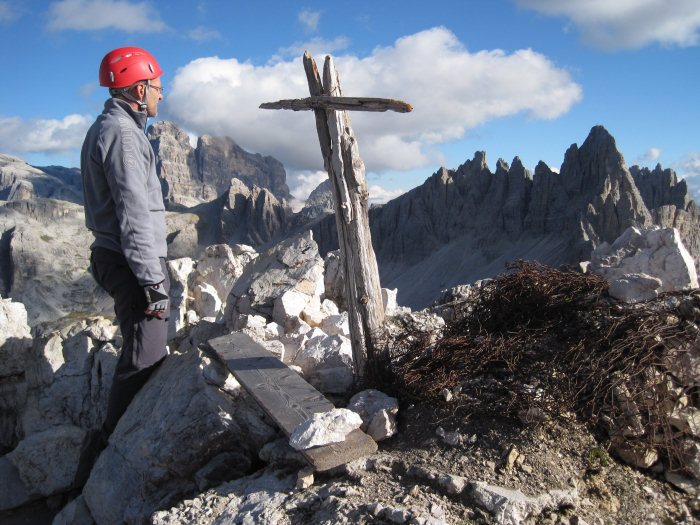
[
  {"left": 0, "top": 114, "right": 93, "bottom": 154},
  {"left": 674, "top": 152, "right": 700, "bottom": 202},
  {"left": 164, "top": 27, "right": 582, "bottom": 184},
  {"left": 189, "top": 25, "right": 221, "bottom": 42},
  {"left": 288, "top": 170, "right": 328, "bottom": 201},
  {"left": 0, "top": 1, "right": 21, "bottom": 23},
  {"left": 46, "top": 0, "right": 167, "bottom": 32},
  {"left": 368, "top": 184, "right": 405, "bottom": 204},
  {"left": 638, "top": 147, "right": 662, "bottom": 164},
  {"left": 298, "top": 9, "right": 321, "bottom": 33},
  {"left": 516, "top": 0, "right": 700, "bottom": 50},
  {"left": 274, "top": 36, "right": 350, "bottom": 61},
  {"left": 676, "top": 152, "right": 700, "bottom": 178}
]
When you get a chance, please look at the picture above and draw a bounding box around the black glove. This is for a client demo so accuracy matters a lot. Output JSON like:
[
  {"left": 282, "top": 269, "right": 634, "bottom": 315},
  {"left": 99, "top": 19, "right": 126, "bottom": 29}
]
[{"left": 144, "top": 282, "right": 169, "bottom": 318}]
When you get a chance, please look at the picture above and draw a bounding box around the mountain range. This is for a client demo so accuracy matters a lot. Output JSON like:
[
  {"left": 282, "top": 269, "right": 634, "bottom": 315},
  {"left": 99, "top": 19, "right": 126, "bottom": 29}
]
[{"left": 0, "top": 123, "right": 697, "bottom": 319}]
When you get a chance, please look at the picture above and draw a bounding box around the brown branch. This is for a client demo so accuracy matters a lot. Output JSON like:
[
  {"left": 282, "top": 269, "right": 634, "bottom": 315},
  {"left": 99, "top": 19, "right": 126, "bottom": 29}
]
[{"left": 260, "top": 96, "right": 413, "bottom": 113}]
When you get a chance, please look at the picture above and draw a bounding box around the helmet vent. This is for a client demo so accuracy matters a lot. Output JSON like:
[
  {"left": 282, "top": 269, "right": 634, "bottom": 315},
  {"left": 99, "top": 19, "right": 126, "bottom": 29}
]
[{"left": 148, "top": 64, "right": 154, "bottom": 73}]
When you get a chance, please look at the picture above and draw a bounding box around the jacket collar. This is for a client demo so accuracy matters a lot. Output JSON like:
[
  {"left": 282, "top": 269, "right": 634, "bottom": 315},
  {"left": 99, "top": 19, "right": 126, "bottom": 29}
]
[{"left": 104, "top": 97, "right": 148, "bottom": 132}]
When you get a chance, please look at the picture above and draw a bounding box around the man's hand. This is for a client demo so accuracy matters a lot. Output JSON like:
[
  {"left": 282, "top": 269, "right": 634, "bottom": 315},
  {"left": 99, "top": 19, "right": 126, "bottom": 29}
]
[{"left": 144, "top": 282, "right": 169, "bottom": 318}]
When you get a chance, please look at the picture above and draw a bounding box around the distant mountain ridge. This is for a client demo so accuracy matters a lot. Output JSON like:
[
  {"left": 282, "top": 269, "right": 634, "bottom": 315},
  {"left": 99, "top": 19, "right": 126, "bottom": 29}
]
[
  {"left": 310, "top": 126, "right": 700, "bottom": 307},
  {"left": 148, "top": 121, "right": 291, "bottom": 207},
  {"left": 0, "top": 124, "right": 697, "bottom": 317}
]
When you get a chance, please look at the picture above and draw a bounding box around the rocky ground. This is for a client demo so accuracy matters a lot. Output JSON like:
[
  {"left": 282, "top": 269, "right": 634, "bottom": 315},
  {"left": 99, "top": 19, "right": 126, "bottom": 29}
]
[
  {"left": 149, "top": 396, "right": 696, "bottom": 525},
  {"left": 3, "top": 393, "right": 695, "bottom": 525},
  {"left": 152, "top": 265, "right": 700, "bottom": 525}
]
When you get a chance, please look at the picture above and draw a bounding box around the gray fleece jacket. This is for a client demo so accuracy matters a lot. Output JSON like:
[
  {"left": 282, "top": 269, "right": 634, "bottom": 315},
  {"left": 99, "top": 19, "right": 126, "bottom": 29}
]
[{"left": 81, "top": 98, "right": 167, "bottom": 285}]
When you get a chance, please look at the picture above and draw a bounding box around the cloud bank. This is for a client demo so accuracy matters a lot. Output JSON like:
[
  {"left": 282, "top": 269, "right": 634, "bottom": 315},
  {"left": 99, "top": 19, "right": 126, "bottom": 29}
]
[
  {"left": 163, "top": 27, "right": 582, "bottom": 178},
  {"left": 46, "top": 0, "right": 168, "bottom": 32},
  {"left": 0, "top": 114, "right": 92, "bottom": 155},
  {"left": 516, "top": 0, "right": 700, "bottom": 50}
]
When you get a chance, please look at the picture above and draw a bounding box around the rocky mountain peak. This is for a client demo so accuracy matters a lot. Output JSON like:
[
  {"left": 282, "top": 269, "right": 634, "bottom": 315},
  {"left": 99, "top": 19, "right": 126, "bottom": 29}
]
[
  {"left": 311, "top": 125, "right": 699, "bottom": 308},
  {"left": 195, "top": 133, "right": 291, "bottom": 202},
  {"left": 147, "top": 121, "right": 291, "bottom": 207}
]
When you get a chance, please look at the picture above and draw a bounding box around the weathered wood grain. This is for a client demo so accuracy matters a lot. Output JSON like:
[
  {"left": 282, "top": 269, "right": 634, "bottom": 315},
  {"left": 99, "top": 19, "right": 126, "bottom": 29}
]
[
  {"left": 208, "top": 332, "right": 332, "bottom": 433},
  {"left": 320, "top": 55, "right": 387, "bottom": 383},
  {"left": 260, "top": 96, "right": 412, "bottom": 113},
  {"left": 207, "top": 332, "right": 377, "bottom": 471},
  {"left": 261, "top": 50, "right": 402, "bottom": 383}
]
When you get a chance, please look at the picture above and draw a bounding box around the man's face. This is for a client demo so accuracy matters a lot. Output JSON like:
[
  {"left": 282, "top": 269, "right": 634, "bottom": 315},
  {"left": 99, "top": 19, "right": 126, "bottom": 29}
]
[{"left": 146, "top": 77, "right": 163, "bottom": 117}]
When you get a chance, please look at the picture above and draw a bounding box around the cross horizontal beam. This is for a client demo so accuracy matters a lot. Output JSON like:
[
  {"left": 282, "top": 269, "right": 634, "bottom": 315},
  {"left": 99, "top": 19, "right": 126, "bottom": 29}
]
[{"left": 260, "top": 95, "right": 412, "bottom": 113}]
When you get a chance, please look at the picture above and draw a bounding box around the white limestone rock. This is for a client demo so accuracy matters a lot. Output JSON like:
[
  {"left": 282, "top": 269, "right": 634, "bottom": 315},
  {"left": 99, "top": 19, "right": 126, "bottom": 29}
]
[
  {"left": 589, "top": 226, "right": 699, "bottom": 303},
  {"left": 21, "top": 325, "right": 118, "bottom": 438},
  {"left": 293, "top": 333, "right": 353, "bottom": 394},
  {"left": 192, "top": 282, "right": 222, "bottom": 319},
  {"left": 288, "top": 408, "right": 362, "bottom": 450},
  {"left": 321, "top": 312, "right": 350, "bottom": 338},
  {"left": 320, "top": 298, "right": 339, "bottom": 317},
  {"left": 470, "top": 481, "right": 578, "bottom": 525},
  {"left": 81, "top": 347, "right": 277, "bottom": 525},
  {"left": 263, "top": 322, "right": 284, "bottom": 341},
  {"left": 382, "top": 287, "right": 410, "bottom": 317},
  {"left": 366, "top": 409, "right": 398, "bottom": 442},
  {"left": 166, "top": 257, "right": 195, "bottom": 340},
  {"left": 348, "top": 389, "right": 399, "bottom": 428},
  {"left": 193, "top": 244, "right": 245, "bottom": 308},
  {"left": 300, "top": 295, "right": 325, "bottom": 328},
  {"left": 5, "top": 425, "right": 85, "bottom": 499},
  {"left": 226, "top": 231, "right": 324, "bottom": 326},
  {"left": 273, "top": 289, "right": 311, "bottom": 329},
  {"left": 0, "top": 297, "right": 32, "bottom": 378}
]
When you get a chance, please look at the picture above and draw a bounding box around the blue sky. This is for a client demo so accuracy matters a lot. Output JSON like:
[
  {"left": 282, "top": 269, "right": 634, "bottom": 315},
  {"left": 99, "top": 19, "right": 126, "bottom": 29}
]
[{"left": 1, "top": 0, "right": 699, "bottom": 204}]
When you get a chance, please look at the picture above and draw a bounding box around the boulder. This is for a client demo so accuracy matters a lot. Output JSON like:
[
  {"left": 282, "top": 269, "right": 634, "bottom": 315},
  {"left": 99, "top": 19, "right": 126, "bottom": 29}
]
[
  {"left": 288, "top": 408, "right": 363, "bottom": 450},
  {"left": 347, "top": 389, "right": 399, "bottom": 441},
  {"left": 2, "top": 425, "right": 84, "bottom": 508},
  {"left": 0, "top": 297, "right": 32, "bottom": 378},
  {"left": 470, "top": 481, "right": 578, "bottom": 525},
  {"left": 81, "top": 346, "right": 277, "bottom": 525},
  {"left": 292, "top": 333, "right": 353, "bottom": 394},
  {"left": 192, "top": 244, "right": 251, "bottom": 308},
  {"left": 0, "top": 297, "right": 32, "bottom": 452},
  {"left": 192, "top": 282, "right": 222, "bottom": 319},
  {"left": 321, "top": 311, "right": 350, "bottom": 338},
  {"left": 225, "top": 230, "right": 324, "bottom": 326},
  {"left": 272, "top": 289, "right": 311, "bottom": 329},
  {"left": 20, "top": 323, "right": 118, "bottom": 438},
  {"left": 166, "top": 257, "right": 195, "bottom": 340},
  {"left": 52, "top": 494, "right": 94, "bottom": 525},
  {"left": 589, "top": 226, "right": 698, "bottom": 303}
]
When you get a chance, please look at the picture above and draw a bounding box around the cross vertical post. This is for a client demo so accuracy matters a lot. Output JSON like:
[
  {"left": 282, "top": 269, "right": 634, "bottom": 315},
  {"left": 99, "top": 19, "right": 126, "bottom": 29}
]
[{"left": 261, "top": 51, "right": 412, "bottom": 384}]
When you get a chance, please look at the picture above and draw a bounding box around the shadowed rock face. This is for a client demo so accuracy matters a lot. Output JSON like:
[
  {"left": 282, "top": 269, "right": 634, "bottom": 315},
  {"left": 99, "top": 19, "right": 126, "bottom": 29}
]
[
  {"left": 0, "top": 155, "right": 82, "bottom": 205},
  {"left": 1, "top": 124, "right": 697, "bottom": 316},
  {"left": 311, "top": 125, "right": 700, "bottom": 308},
  {"left": 148, "top": 121, "right": 291, "bottom": 207}
]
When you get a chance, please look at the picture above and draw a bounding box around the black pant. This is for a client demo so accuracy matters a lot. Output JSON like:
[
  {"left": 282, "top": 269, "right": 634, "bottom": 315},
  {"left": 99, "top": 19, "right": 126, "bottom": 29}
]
[{"left": 90, "top": 247, "right": 169, "bottom": 435}]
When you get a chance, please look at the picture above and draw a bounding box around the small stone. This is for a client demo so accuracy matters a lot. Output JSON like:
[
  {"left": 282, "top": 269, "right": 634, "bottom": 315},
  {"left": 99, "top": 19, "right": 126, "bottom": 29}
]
[
  {"left": 505, "top": 447, "right": 519, "bottom": 471},
  {"left": 441, "top": 389, "right": 453, "bottom": 402},
  {"left": 289, "top": 408, "right": 362, "bottom": 450},
  {"left": 296, "top": 467, "right": 314, "bottom": 490}
]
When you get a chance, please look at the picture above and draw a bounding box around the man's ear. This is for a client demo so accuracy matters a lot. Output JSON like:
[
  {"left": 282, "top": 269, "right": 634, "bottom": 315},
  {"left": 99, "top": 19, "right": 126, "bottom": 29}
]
[{"left": 131, "top": 83, "right": 145, "bottom": 101}]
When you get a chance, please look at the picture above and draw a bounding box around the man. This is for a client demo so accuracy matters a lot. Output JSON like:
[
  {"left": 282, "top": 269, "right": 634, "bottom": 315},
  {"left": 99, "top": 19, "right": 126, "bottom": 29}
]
[{"left": 76, "top": 46, "right": 169, "bottom": 485}]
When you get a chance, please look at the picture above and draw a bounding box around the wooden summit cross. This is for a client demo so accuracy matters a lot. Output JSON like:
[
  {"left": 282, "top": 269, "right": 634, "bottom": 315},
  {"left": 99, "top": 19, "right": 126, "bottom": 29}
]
[{"left": 261, "top": 51, "right": 412, "bottom": 382}]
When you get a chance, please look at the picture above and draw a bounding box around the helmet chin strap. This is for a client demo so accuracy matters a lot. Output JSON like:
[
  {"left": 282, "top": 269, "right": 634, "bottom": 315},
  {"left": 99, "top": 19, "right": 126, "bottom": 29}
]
[{"left": 116, "top": 79, "right": 150, "bottom": 112}]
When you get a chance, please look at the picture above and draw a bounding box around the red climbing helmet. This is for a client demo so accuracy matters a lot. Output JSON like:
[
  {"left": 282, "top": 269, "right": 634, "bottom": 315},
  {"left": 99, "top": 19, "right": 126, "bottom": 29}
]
[{"left": 99, "top": 46, "right": 163, "bottom": 88}]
